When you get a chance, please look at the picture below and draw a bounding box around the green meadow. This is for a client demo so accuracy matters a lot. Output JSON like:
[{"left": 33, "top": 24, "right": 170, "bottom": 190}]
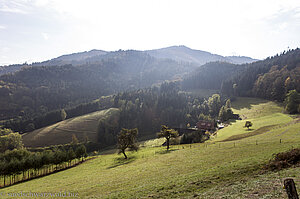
[{"left": 1, "top": 98, "right": 299, "bottom": 198}]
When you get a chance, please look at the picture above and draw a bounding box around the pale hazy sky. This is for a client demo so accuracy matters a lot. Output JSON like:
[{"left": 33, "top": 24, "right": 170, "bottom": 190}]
[{"left": 0, "top": 0, "right": 300, "bottom": 65}]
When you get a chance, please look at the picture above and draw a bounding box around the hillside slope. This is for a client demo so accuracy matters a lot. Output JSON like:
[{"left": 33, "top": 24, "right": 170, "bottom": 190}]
[
  {"left": 182, "top": 48, "right": 300, "bottom": 103},
  {"left": 36, "top": 49, "right": 108, "bottom": 66},
  {"left": 0, "top": 51, "right": 196, "bottom": 120},
  {"left": 3, "top": 98, "right": 299, "bottom": 198},
  {"left": 22, "top": 108, "right": 120, "bottom": 147}
]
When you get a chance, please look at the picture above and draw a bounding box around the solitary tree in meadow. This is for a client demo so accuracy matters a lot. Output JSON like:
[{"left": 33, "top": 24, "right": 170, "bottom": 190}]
[
  {"left": 244, "top": 121, "right": 253, "bottom": 130},
  {"left": 157, "top": 125, "right": 179, "bottom": 151},
  {"left": 117, "top": 128, "right": 139, "bottom": 159}
]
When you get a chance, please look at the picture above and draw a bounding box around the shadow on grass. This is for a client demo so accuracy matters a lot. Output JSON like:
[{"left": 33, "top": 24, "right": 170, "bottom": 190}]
[
  {"left": 107, "top": 155, "right": 137, "bottom": 169},
  {"left": 155, "top": 148, "right": 179, "bottom": 155}
]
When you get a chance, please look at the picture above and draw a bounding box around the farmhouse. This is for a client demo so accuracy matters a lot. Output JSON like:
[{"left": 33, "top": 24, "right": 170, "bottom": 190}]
[{"left": 196, "top": 120, "right": 215, "bottom": 131}]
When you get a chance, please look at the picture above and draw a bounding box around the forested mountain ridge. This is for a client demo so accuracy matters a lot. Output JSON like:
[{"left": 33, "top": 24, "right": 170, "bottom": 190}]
[
  {"left": 0, "top": 46, "right": 257, "bottom": 76},
  {"left": 0, "top": 50, "right": 108, "bottom": 76},
  {"left": 34, "top": 49, "right": 108, "bottom": 66},
  {"left": 182, "top": 48, "right": 300, "bottom": 103},
  {"left": 0, "top": 50, "right": 197, "bottom": 121},
  {"left": 225, "top": 55, "right": 258, "bottom": 64},
  {"left": 222, "top": 48, "right": 300, "bottom": 101},
  {"left": 182, "top": 62, "right": 244, "bottom": 90},
  {"left": 1, "top": 47, "right": 298, "bottom": 137},
  {"left": 147, "top": 45, "right": 258, "bottom": 65},
  {"left": 0, "top": 64, "right": 28, "bottom": 76}
]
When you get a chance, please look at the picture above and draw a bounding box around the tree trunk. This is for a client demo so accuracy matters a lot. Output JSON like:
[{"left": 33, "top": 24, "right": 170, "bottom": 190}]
[{"left": 122, "top": 150, "right": 127, "bottom": 159}]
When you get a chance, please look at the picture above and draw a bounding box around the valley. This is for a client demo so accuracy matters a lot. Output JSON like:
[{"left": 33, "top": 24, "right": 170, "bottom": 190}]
[
  {"left": 0, "top": 46, "right": 299, "bottom": 198},
  {"left": 1, "top": 1, "right": 300, "bottom": 198},
  {"left": 1, "top": 97, "right": 299, "bottom": 198}
]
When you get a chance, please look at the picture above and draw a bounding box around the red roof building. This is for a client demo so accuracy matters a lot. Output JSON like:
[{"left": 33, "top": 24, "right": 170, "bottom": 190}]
[{"left": 196, "top": 120, "right": 215, "bottom": 131}]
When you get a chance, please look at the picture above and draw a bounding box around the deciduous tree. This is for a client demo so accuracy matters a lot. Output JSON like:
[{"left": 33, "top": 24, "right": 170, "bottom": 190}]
[
  {"left": 117, "top": 128, "right": 139, "bottom": 159},
  {"left": 244, "top": 121, "right": 253, "bottom": 130},
  {"left": 157, "top": 125, "right": 178, "bottom": 150}
]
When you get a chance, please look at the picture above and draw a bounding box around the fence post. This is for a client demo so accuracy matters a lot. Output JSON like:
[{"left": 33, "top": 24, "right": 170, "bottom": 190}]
[{"left": 284, "top": 178, "right": 299, "bottom": 199}]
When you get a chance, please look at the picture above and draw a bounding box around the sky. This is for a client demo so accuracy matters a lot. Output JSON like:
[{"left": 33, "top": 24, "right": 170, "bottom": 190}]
[{"left": 0, "top": 0, "right": 300, "bottom": 65}]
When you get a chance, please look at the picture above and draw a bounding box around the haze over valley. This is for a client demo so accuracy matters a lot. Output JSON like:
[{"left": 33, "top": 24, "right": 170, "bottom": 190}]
[{"left": 0, "top": 0, "right": 299, "bottom": 198}]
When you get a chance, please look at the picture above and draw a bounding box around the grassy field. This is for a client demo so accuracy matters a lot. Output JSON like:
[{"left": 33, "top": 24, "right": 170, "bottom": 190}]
[
  {"left": 22, "top": 108, "right": 119, "bottom": 147},
  {"left": 230, "top": 97, "right": 284, "bottom": 119},
  {"left": 211, "top": 97, "right": 293, "bottom": 142},
  {"left": 2, "top": 97, "right": 300, "bottom": 198}
]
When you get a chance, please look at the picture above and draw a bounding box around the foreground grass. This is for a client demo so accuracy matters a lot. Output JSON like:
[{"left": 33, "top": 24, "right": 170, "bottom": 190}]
[
  {"left": 2, "top": 123, "right": 300, "bottom": 198},
  {"left": 2, "top": 97, "right": 300, "bottom": 198}
]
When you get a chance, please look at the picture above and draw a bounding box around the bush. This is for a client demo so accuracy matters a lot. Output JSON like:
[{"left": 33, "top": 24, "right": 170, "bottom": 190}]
[
  {"left": 264, "top": 148, "right": 300, "bottom": 171},
  {"left": 180, "top": 131, "right": 209, "bottom": 144}
]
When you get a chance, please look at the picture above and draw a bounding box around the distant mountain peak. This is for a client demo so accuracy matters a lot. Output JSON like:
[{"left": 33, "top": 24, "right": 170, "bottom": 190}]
[
  {"left": 0, "top": 46, "right": 258, "bottom": 76},
  {"left": 146, "top": 46, "right": 258, "bottom": 65}
]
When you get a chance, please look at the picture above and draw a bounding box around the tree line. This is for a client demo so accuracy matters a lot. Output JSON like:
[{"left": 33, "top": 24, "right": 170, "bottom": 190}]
[
  {"left": 0, "top": 127, "right": 88, "bottom": 187},
  {"left": 0, "top": 144, "right": 87, "bottom": 187}
]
